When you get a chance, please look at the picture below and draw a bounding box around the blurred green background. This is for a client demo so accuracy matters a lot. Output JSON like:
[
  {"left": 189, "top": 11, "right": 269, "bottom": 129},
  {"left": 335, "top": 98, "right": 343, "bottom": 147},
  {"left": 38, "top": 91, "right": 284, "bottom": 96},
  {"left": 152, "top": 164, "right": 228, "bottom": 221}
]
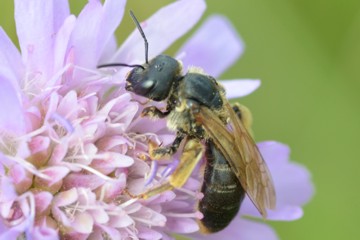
[{"left": 1, "top": 0, "right": 359, "bottom": 239}]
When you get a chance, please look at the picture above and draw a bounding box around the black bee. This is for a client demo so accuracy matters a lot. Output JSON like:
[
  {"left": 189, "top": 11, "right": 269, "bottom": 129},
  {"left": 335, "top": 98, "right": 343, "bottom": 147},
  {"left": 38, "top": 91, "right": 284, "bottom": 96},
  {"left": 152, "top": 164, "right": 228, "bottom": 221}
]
[{"left": 99, "top": 11, "right": 276, "bottom": 233}]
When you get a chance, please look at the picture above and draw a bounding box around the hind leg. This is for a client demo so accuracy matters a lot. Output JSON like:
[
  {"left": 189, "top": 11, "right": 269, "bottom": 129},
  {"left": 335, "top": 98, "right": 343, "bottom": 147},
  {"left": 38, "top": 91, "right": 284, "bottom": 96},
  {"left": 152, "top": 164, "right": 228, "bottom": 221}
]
[{"left": 139, "top": 138, "right": 204, "bottom": 199}]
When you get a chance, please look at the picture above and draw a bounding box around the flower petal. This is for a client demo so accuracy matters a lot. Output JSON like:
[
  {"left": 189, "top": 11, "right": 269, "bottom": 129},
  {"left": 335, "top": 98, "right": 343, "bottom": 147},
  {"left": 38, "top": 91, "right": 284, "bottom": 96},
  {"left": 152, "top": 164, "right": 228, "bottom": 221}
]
[
  {"left": 39, "top": 166, "right": 70, "bottom": 186},
  {"left": 34, "top": 191, "right": 53, "bottom": 215},
  {"left": 0, "top": 174, "right": 17, "bottom": 202},
  {"left": 70, "top": 0, "right": 125, "bottom": 70},
  {"left": 258, "top": 141, "right": 290, "bottom": 164},
  {"left": 241, "top": 141, "right": 314, "bottom": 221},
  {"left": 50, "top": 15, "right": 76, "bottom": 87},
  {"left": 98, "top": 0, "right": 126, "bottom": 57},
  {"left": 9, "top": 164, "right": 32, "bottom": 193},
  {"left": 69, "top": 0, "right": 103, "bottom": 69},
  {"left": 14, "top": 0, "right": 60, "bottom": 80},
  {"left": 0, "top": 27, "right": 24, "bottom": 92},
  {"left": 109, "top": 212, "right": 134, "bottom": 228},
  {"left": 137, "top": 226, "right": 162, "bottom": 240},
  {"left": 53, "top": 0, "right": 70, "bottom": 31},
  {"left": 113, "top": 0, "right": 206, "bottom": 63},
  {"left": 240, "top": 197, "right": 304, "bottom": 221},
  {"left": 53, "top": 188, "right": 78, "bottom": 207},
  {"left": 90, "top": 225, "right": 122, "bottom": 240},
  {"left": 29, "top": 225, "right": 59, "bottom": 240},
  {"left": 177, "top": 15, "right": 244, "bottom": 78},
  {"left": 0, "top": 77, "right": 25, "bottom": 134},
  {"left": 220, "top": 79, "right": 261, "bottom": 99},
  {"left": 260, "top": 141, "right": 315, "bottom": 207},
  {"left": 73, "top": 212, "right": 94, "bottom": 234},
  {"left": 62, "top": 173, "right": 106, "bottom": 191},
  {"left": 192, "top": 217, "right": 278, "bottom": 240},
  {"left": 166, "top": 217, "right": 199, "bottom": 233}
]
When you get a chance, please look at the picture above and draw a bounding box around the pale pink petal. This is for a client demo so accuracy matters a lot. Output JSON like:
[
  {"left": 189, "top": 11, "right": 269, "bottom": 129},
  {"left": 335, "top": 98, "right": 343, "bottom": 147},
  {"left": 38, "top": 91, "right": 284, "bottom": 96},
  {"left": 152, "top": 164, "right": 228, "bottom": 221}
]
[
  {"left": 137, "top": 226, "right": 162, "bottom": 240},
  {"left": 89, "top": 226, "right": 122, "bottom": 240},
  {"left": 37, "top": 166, "right": 70, "bottom": 186},
  {"left": 0, "top": 27, "right": 24, "bottom": 92},
  {"left": 98, "top": 0, "right": 126, "bottom": 58},
  {"left": 28, "top": 136, "right": 51, "bottom": 155},
  {"left": 53, "top": 188, "right": 78, "bottom": 207},
  {"left": 51, "top": 15, "right": 76, "bottom": 87},
  {"left": 30, "top": 225, "right": 59, "bottom": 240},
  {"left": 0, "top": 174, "right": 17, "bottom": 202},
  {"left": 127, "top": 159, "right": 150, "bottom": 178},
  {"left": 62, "top": 232, "right": 88, "bottom": 240},
  {"left": 72, "top": 212, "right": 94, "bottom": 234},
  {"left": 109, "top": 214, "right": 134, "bottom": 228},
  {"left": 0, "top": 77, "right": 25, "bottom": 134},
  {"left": 99, "top": 35, "right": 117, "bottom": 63},
  {"left": 240, "top": 198, "right": 304, "bottom": 221},
  {"left": 0, "top": 229, "right": 22, "bottom": 240},
  {"left": 99, "top": 174, "right": 126, "bottom": 201},
  {"left": 267, "top": 206, "right": 304, "bottom": 220},
  {"left": 260, "top": 141, "right": 314, "bottom": 207},
  {"left": 192, "top": 218, "right": 278, "bottom": 240},
  {"left": 9, "top": 164, "right": 32, "bottom": 193},
  {"left": 96, "top": 136, "right": 129, "bottom": 151},
  {"left": 91, "top": 152, "right": 134, "bottom": 169},
  {"left": 34, "top": 191, "right": 53, "bottom": 215},
  {"left": 47, "top": 142, "right": 68, "bottom": 166},
  {"left": 14, "top": 0, "right": 56, "bottom": 80},
  {"left": 62, "top": 173, "right": 106, "bottom": 191},
  {"left": 70, "top": 0, "right": 126, "bottom": 69},
  {"left": 56, "top": 91, "right": 78, "bottom": 119},
  {"left": 166, "top": 217, "right": 199, "bottom": 233},
  {"left": 69, "top": 0, "right": 103, "bottom": 69},
  {"left": 220, "top": 79, "right": 261, "bottom": 99},
  {"left": 270, "top": 161, "right": 314, "bottom": 206},
  {"left": 113, "top": 0, "right": 206, "bottom": 63},
  {"left": 241, "top": 141, "right": 314, "bottom": 220},
  {"left": 177, "top": 15, "right": 244, "bottom": 78},
  {"left": 132, "top": 207, "right": 166, "bottom": 227},
  {"left": 97, "top": 93, "right": 132, "bottom": 120},
  {"left": 53, "top": 0, "right": 70, "bottom": 31},
  {"left": 130, "top": 117, "right": 168, "bottom": 135},
  {"left": 109, "top": 103, "right": 139, "bottom": 132},
  {"left": 27, "top": 135, "right": 51, "bottom": 167},
  {"left": 89, "top": 208, "right": 109, "bottom": 224}
]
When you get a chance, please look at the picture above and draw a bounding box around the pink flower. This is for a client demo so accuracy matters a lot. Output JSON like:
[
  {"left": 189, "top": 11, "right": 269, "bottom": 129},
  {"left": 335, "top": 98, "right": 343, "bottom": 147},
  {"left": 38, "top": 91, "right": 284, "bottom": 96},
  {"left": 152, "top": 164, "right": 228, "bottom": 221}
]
[{"left": 0, "top": 0, "right": 313, "bottom": 239}]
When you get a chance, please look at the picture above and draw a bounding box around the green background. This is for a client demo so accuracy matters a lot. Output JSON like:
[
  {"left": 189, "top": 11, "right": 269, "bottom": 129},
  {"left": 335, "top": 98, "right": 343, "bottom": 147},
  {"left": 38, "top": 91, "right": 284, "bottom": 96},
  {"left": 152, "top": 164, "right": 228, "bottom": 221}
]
[{"left": 1, "top": 0, "right": 359, "bottom": 239}]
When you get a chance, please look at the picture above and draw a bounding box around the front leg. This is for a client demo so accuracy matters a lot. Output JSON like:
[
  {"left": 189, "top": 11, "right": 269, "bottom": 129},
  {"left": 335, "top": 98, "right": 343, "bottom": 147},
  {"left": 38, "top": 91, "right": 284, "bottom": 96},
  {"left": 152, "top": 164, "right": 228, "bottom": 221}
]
[
  {"left": 149, "top": 132, "right": 185, "bottom": 159},
  {"left": 141, "top": 106, "right": 170, "bottom": 119}
]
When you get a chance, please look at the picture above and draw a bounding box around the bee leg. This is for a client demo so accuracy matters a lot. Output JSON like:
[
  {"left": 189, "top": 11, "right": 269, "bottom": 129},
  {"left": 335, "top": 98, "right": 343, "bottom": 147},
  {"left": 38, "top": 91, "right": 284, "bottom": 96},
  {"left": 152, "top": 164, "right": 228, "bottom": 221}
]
[
  {"left": 149, "top": 132, "right": 185, "bottom": 159},
  {"left": 141, "top": 106, "right": 170, "bottom": 118},
  {"left": 140, "top": 138, "right": 204, "bottom": 199}
]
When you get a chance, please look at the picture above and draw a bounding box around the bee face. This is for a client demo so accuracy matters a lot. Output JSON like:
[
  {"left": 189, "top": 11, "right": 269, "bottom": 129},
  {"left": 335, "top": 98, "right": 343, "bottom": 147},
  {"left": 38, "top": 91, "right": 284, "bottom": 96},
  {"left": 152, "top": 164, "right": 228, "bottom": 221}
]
[{"left": 125, "top": 55, "right": 182, "bottom": 101}]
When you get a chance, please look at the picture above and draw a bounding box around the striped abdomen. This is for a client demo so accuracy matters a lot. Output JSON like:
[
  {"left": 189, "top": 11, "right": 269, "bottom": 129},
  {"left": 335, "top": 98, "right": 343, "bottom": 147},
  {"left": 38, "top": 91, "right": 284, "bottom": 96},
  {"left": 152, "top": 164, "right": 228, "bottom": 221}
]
[{"left": 198, "top": 140, "right": 245, "bottom": 233}]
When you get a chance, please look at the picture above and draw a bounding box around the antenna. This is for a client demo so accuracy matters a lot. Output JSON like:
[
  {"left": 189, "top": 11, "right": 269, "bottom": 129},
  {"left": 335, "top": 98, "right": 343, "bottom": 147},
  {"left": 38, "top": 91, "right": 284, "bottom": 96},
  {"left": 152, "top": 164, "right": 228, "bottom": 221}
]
[
  {"left": 130, "top": 10, "right": 149, "bottom": 64},
  {"left": 97, "top": 63, "right": 145, "bottom": 70}
]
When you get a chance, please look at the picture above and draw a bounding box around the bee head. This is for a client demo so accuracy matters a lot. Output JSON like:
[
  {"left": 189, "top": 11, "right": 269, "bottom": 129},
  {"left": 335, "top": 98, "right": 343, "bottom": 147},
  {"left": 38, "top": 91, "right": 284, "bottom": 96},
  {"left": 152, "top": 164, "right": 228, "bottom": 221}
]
[
  {"left": 125, "top": 55, "right": 181, "bottom": 101},
  {"left": 97, "top": 11, "right": 182, "bottom": 101}
]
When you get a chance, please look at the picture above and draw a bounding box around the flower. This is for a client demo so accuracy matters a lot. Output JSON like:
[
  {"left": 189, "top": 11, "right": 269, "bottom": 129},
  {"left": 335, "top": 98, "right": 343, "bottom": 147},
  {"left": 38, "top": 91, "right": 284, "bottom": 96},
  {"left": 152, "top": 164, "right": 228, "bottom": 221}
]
[{"left": 0, "top": 0, "right": 314, "bottom": 240}]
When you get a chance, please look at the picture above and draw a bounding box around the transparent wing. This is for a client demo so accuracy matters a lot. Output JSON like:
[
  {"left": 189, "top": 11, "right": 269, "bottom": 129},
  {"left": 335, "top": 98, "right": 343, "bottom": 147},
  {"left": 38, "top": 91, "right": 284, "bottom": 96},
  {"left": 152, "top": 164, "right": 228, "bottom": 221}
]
[{"left": 195, "top": 103, "right": 276, "bottom": 217}]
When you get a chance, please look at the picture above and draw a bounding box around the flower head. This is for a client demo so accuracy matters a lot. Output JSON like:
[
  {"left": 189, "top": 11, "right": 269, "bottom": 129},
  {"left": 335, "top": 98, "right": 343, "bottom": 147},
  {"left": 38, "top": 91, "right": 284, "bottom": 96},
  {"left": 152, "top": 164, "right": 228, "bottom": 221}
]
[{"left": 0, "top": 0, "right": 313, "bottom": 239}]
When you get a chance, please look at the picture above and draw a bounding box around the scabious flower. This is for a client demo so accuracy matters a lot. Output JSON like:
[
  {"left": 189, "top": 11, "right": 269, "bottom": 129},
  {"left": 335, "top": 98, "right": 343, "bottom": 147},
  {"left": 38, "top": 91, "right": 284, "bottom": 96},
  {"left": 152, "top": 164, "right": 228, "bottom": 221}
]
[{"left": 0, "top": 0, "right": 313, "bottom": 240}]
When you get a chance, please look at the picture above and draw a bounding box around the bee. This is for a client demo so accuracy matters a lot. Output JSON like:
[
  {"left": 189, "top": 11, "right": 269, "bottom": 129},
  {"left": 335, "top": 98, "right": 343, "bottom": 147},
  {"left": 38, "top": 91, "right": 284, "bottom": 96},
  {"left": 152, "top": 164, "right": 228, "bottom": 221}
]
[{"left": 99, "top": 11, "right": 276, "bottom": 233}]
